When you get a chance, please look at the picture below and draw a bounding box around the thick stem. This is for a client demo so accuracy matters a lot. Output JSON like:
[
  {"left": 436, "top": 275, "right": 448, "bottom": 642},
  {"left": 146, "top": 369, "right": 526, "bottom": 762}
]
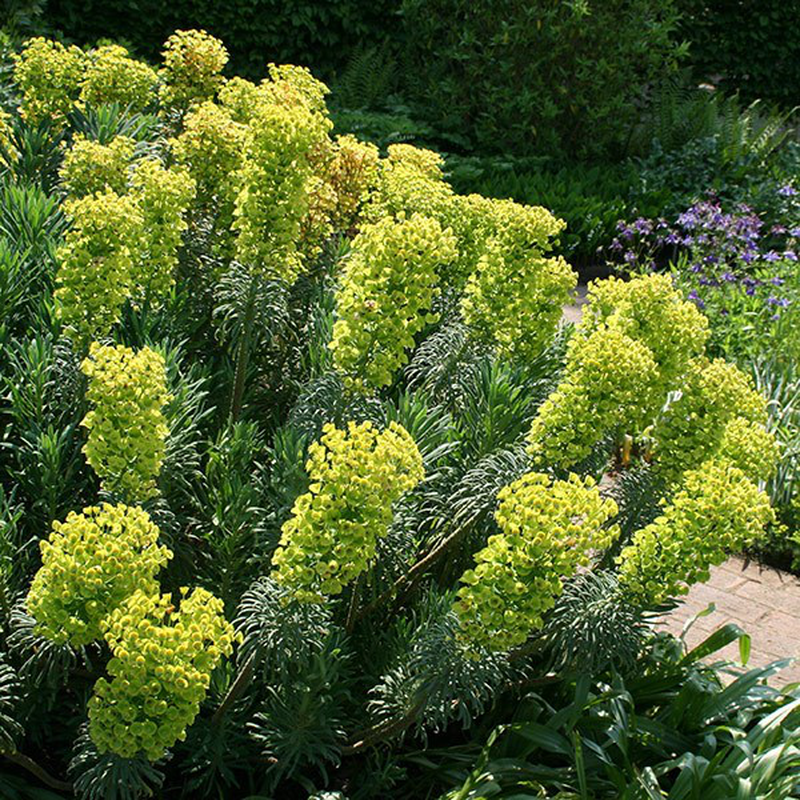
[
  {"left": 340, "top": 699, "right": 426, "bottom": 756},
  {"left": 211, "top": 652, "right": 256, "bottom": 726},
  {"left": 4, "top": 751, "right": 73, "bottom": 793},
  {"left": 344, "top": 575, "right": 361, "bottom": 635},
  {"left": 352, "top": 523, "right": 466, "bottom": 626}
]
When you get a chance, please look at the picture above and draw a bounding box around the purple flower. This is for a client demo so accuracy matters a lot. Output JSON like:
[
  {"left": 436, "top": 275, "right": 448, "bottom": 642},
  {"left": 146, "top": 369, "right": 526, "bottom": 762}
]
[
  {"left": 687, "top": 289, "right": 705, "bottom": 309},
  {"left": 790, "top": 227, "right": 800, "bottom": 237},
  {"left": 746, "top": 286, "right": 756, "bottom": 296},
  {"left": 784, "top": 251, "right": 797, "bottom": 262},
  {"left": 721, "top": 271, "right": 736, "bottom": 282},
  {"left": 763, "top": 250, "right": 781, "bottom": 262},
  {"left": 778, "top": 185, "right": 798, "bottom": 196},
  {"left": 772, "top": 277, "right": 785, "bottom": 286},
  {"left": 690, "top": 263, "right": 703, "bottom": 273},
  {"left": 767, "top": 297, "right": 790, "bottom": 307},
  {"left": 771, "top": 225, "right": 788, "bottom": 235}
]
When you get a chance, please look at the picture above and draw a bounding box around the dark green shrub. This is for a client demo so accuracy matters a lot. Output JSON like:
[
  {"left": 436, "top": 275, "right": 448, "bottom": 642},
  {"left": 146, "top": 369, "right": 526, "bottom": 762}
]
[
  {"left": 399, "top": 0, "right": 687, "bottom": 160},
  {"left": 42, "top": 0, "right": 398, "bottom": 78},
  {"left": 678, "top": 0, "right": 800, "bottom": 106}
]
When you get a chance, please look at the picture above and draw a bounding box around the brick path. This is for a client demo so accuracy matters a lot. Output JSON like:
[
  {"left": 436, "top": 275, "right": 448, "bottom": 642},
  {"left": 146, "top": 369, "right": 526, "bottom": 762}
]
[
  {"left": 656, "top": 558, "right": 800, "bottom": 685},
  {"left": 562, "top": 289, "right": 800, "bottom": 686}
]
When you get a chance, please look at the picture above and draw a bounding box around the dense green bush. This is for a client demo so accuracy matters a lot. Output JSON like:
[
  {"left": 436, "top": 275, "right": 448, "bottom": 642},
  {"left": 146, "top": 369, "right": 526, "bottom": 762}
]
[
  {"left": 42, "top": 0, "right": 397, "bottom": 78},
  {"left": 678, "top": 0, "right": 800, "bottom": 106},
  {"left": 0, "top": 26, "right": 792, "bottom": 800},
  {"left": 400, "top": 0, "right": 687, "bottom": 160}
]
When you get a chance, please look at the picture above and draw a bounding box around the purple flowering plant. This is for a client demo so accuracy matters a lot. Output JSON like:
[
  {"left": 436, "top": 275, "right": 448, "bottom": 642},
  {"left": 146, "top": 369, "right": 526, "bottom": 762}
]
[{"left": 609, "top": 190, "right": 800, "bottom": 359}]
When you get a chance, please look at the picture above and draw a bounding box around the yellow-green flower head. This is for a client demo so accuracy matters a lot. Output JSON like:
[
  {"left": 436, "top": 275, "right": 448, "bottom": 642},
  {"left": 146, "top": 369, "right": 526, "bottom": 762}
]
[
  {"left": 55, "top": 189, "right": 144, "bottom": 343},
  {"left": 159, "top": 29, "right": 229, "bottom": 111},
  {"left": 218, "top": 76, "right": 261, "bottom": 123},
  {"left": 60, "top": 134, "right": 137, "bottom": 198},
  {"left": 617, "top": 458, "right": 775, "bottom": 604},
  {"left": 88, "top": 587, "right": 235, "bottom": 761},
  {"left": 13, "top": 37, "right": 86, "bottom": 124},
  {"left": 652, "top": 357, "right": 770, "bottom": 480},
  {"left": 460, "top": 196, "right": 575, "bottom": 362},
  {"left": 170, "top": 101, "right": 246, "bottom": 207},
  {"left": 579, "top": 274, "right": 709, "bottom": 387},
  {"left": 0, "top": 108, "right": 11, "bottom": 154},
  {"left": 368, "top": 143, "right": 455, "bottom": 230},
  {"left": 272, "top": 421, "right": 424, "bottom": 602},
  {"left": 26, "top": 503, "right": 171, "bottom": 647},
  {"left": 232, "top": 70, "right": 332, "bottom": 283},
  {"left": 79, "top": 44, "right": 157, "bottom": 112},
  {"left": 528, "top": 322, "right": 659, "bottom": 469},
  {"left": 527, "top": 274, "right": 713, "bottom": 471},
  {"left": 129, "top": 158, "right": 196, "bottom": 299},
  {"left": 455, "top": 472, "right": 619, "bottom": 652},
  {"left": 81, "top": 343, "right": 172, "bottom": 502},
  {"left": 330, "top": 212, "right": 458, "bottom": 392},
  {"left": 717, "top": 416, "right": 780, "bottom": 482},
  {"left": 262, "top": 63, "right": 331, "bottom": 115}
]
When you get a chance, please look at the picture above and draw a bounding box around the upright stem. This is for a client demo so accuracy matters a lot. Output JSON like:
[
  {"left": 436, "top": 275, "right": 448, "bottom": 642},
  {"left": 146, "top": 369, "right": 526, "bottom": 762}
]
[
  {"left": 212, "top": 652, "right": 256, "bottom": 726},
  {"left": 230, "top": 277, "right": 258, "bottom": 422},
  {"left": 344, "top": 575, "right": 361, "bottom": 635}
]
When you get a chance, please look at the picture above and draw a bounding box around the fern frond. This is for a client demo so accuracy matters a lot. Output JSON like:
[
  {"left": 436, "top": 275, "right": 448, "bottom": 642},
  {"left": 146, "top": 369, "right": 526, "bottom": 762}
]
[{"left": 333, "top": 44, "right": 397, "bottom": 110}]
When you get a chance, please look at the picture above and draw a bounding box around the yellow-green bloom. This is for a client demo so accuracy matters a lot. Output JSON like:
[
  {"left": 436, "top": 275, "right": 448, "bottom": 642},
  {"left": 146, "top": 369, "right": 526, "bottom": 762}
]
[
  {"left": 55, "top": 190, "right": 144, "bottom": 342},
  {"left": 130, "top": 158, "right": 196, "bottom": 299},
  {"left": 618, "top": 458, "right": 774, "bottom": 604},
  {"left": 272, "top": 421, "right": 424, "bottom": 602},
  {"left": 331, "top": 212, "right": 457, "bottom": 392},
  {"left": 60, "top": 134, "right": 136, "bottom": 198},
  {"left": 13, "top": 37, "right": 86, "bottom": 124},
  {"left": 232, "top": 65, "right": 332, "bottom": 282},
  {"left": 455, "top": 472, "right": 619, "bottom": 651},
  {"left": 81, "top": 344, "right": 171, "bottom": 502},
  {"left": 26, "top": 503, "right": 171, "bottom": 647},
  {"left": 159, "top": 29, "right": 228, "bottom": 111},
  {"left": 88, "top": 588, "right": 235, "bottom": 761},
  {"left": 79, "top": 44, "right": 157, "bottom": 111},
  {"left": 528, "top": 274, "right": 709, "bottom": 470}
]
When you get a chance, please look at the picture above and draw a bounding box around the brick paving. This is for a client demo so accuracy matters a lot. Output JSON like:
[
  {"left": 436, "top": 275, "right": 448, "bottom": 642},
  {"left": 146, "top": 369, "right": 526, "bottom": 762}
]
[
  {"left": 562, "top": 288, "right": 800, "bottom": 686},
  {"left": 656, "top": 557, "right": 800, "bottom": 686}
]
